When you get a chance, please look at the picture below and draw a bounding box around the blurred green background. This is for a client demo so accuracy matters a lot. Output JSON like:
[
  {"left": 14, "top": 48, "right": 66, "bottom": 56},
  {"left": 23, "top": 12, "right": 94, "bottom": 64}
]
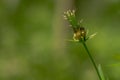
[{"left": 0, "top": 0, "right": 120, "bottom": 80}]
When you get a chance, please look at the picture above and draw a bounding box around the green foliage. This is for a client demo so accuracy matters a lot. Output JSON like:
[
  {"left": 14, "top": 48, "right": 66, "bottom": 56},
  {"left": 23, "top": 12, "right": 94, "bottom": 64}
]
[{"left": 98, "top": 64, "right": 105, "bottom": 80}]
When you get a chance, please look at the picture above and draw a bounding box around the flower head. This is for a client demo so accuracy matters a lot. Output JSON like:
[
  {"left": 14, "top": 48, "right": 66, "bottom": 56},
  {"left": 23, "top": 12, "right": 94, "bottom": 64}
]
[
  {"left": 73, "top": 27, "right": 86, "bottom": 41},
  {"left": 64, "top": 10, "right": 86, "bottom": 41},
  {"left": 63, "top": 10, "right": 78, "bottom": 28},
  {"left": 64, "top": 10, "right": 96, "bottom": 42}
]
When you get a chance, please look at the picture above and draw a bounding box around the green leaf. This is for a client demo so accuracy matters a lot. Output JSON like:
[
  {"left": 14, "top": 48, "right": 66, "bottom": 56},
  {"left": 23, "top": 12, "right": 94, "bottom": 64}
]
[
  {"left": 67, "top": 39, "right": 79, "bottom": 42},
  {"left": 98, "top": 64, "right": 105, "bottom": 80},
  {"left": 86, "top": 32, "right": 97, "bottom": 41}
]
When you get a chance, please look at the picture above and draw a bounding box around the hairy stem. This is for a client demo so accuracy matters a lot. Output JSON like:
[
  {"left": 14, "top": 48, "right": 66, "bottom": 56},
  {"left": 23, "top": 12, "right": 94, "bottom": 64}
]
[{"left": 81, "top": 40, "right": 102, "bottom": 80}]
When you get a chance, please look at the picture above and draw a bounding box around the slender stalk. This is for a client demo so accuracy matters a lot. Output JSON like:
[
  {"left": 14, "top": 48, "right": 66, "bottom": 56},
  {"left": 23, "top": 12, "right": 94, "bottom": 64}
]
[{"left": 81, "top": 40, "right": 102, "bottom": 80}]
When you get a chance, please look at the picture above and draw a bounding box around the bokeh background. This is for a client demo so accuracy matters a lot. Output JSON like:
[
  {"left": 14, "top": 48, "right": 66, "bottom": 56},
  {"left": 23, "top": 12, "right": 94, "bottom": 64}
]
[{"left": 0, "top": 0, "right": 120, "bottom": 80}]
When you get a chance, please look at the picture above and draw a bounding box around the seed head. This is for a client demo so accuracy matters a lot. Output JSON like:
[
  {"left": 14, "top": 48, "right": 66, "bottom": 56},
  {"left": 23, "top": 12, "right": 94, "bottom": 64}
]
[
  {"left": 63, "top": 10, "right": 95, "bottom": 42},
  {"left": 63, "top": 10, "right": 78, "bottom": 28},
  {"left": 73, "top": 27, "right": 86, "bottom": 41}
]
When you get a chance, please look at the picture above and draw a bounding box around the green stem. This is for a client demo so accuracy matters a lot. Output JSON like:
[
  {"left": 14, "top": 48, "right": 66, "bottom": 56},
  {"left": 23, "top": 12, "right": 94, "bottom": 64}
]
[{"left": 81, "top": 40, "right": 102, "bottom": 80}]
